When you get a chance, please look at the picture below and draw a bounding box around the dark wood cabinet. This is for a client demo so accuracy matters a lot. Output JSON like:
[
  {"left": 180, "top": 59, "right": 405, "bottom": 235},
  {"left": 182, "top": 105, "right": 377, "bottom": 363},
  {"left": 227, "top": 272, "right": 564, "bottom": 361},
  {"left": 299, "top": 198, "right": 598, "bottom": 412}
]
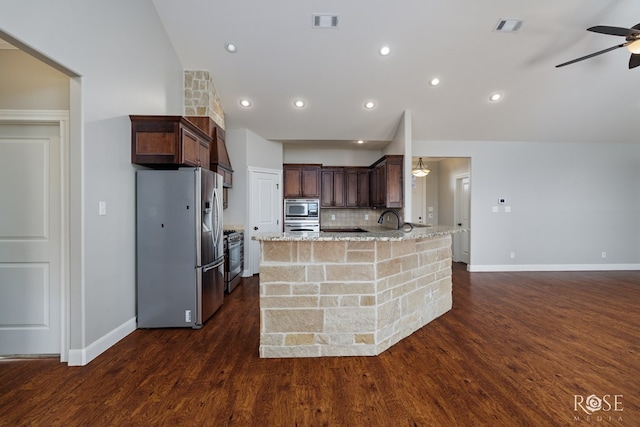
[
  {"left": 370, "top": 155, "right": 403, "bottom": 208},
  {"left": 284, "top": 155, "right": 402, "bottom": 208},
  {"left": 186, "top": 116, "right": 233, "bottom": 188},
  {"left": 345, "top": 168, "right": 370, "bottom": 208},
  {"left": 320, "top": 168, "right": 346, "bottom": 208},
  {"left": 283, "top": 164, "right": 321, "bottom": 198},
  {"left": 130, "top": 115, "right": 210, "bottom": 168}
]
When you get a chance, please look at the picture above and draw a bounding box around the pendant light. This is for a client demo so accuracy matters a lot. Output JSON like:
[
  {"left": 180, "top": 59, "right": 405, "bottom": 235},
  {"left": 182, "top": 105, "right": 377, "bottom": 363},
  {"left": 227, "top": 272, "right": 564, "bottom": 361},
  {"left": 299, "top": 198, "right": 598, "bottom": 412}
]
[{"left": 412, "top": 157, "right": 430, "bottom": 177}]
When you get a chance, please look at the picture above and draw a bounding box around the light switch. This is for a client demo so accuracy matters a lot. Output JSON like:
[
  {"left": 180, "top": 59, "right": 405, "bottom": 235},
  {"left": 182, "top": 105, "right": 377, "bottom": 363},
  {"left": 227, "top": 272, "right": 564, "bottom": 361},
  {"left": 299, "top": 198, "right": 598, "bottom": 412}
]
[
  {"left": 99, "top": 201, "right": 107, "bottom": 216},
  {"left": 428, "top": 206, "right": 434, "bottom": 212}
]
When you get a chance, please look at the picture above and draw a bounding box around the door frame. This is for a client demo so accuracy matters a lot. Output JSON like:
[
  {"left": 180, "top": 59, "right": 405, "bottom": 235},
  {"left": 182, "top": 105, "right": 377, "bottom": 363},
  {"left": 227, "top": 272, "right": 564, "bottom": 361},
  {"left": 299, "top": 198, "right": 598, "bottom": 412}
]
[
  {"left": 247, "top": 166, "right": 282, "bottom": 275},
  {"left": 0, "top": 109, "right": 70, "bottom": 362},
  {"left": 453, "top": 173, "right": 470, "bottom": 264}
]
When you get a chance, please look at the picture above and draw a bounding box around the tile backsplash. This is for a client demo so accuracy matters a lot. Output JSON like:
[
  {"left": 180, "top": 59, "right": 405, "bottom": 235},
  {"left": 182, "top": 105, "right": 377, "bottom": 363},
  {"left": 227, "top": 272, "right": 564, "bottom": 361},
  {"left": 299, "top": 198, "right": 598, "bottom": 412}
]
[{"left": 320, "top": 208, "right": 404, "bottom": 229}]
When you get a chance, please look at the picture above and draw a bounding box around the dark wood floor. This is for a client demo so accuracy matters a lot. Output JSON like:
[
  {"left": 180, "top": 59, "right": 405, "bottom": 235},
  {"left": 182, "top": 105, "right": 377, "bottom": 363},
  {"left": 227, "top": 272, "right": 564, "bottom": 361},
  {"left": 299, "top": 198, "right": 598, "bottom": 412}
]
[{"left": 1, "top": 264, "right": 639, "bottom": 426}]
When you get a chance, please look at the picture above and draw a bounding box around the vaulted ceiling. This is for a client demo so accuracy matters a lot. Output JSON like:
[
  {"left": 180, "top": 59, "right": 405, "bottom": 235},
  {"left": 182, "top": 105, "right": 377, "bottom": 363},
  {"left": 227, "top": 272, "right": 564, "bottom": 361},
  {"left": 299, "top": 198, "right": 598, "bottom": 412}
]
[{"left": 152, "top": 0, "right": 640, "bottom": 147}]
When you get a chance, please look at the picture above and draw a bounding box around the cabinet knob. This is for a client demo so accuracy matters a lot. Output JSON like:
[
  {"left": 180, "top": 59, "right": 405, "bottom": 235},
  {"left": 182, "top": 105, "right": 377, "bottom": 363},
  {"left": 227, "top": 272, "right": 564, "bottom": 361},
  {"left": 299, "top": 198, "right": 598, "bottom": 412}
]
[{"left": 254, "top": 226, "right": 259, "bottom": 230}]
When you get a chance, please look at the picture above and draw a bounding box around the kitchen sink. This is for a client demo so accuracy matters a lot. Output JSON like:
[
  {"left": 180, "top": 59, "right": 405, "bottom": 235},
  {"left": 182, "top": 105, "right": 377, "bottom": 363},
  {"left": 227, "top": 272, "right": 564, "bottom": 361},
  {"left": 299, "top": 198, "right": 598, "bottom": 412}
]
[{"left": 321, "top": 228, "right": 369, "bottom": 233}]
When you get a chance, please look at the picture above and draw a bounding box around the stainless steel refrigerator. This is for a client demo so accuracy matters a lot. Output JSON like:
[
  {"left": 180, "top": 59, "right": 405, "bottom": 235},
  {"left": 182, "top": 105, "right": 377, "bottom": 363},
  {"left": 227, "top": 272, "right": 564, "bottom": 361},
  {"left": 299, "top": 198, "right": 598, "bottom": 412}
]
[{"left": 136, "top": 167, "right": 224, "bottom": 328}]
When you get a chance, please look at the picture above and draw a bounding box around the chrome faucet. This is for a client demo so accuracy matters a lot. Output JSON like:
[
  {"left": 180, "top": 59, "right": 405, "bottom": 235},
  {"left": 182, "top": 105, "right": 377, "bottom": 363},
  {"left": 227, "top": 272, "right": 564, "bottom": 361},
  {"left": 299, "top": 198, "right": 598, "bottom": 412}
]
[{"left": 377, "top": 209, "right": 402, "bottom": 230}]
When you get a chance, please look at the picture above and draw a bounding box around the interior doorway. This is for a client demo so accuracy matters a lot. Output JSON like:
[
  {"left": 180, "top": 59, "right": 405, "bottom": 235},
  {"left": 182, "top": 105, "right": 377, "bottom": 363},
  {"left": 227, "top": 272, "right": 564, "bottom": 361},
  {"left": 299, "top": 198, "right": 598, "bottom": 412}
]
[
  {"left": 1, "top": 33, "right": 75, "bottom": 362},
  {"left": 0, "top": 113, "right": 69, "bottom": 357},
  {"left": 247, "top": 167, "right": 282, "bottom": 275},
  {"left": 412, "top": 157, "right": 471, "bottom": 264}
]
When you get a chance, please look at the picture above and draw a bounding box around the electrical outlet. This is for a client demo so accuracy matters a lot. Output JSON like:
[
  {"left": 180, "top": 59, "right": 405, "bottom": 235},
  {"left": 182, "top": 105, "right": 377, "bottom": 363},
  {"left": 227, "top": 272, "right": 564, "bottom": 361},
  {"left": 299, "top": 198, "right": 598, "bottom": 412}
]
[
  {"left": 99, "top": 201, "right": 107, "bottom": 216},
  {"left": 185, "top": 310, "right": 191, "bottom": 322},
  {"left": 510, "top": 252, "right": 515, "bottom": 259},
  {"left": 601, "top": 251, "right": 607, "bottom": 259},
  {"left": 331, "top": 214, "right": 336, "bottom": 221},
  {"left": 365, "top": 214, "right": 369, "bottom": 220}
]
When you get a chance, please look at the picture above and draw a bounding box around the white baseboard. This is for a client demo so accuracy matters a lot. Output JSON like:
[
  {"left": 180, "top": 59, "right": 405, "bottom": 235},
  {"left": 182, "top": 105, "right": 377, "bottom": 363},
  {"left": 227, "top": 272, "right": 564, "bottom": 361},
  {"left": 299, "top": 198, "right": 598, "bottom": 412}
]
[
  {"left": 467, "top": 263, "right": 640, "bottom": 272},
  {"left": 67, "top": 317, "right": 137, "bottom": 366}
]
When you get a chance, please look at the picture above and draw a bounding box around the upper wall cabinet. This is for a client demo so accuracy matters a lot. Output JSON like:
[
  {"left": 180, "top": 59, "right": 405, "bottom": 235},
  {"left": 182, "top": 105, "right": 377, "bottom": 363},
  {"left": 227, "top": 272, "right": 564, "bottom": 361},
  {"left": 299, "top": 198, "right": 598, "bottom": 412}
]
[
  {"left": 283, "top": 164, "right": 322, "bottom": 198},
  {"left": 186, "top": 116, "right": 233, "bottom": 188},
  {"left": 320, "top": 168, "right": 346, "bottom": 208},
  {"left": 370, "top": 155, "right": 403, "bottom": 209},
  {"left": 130, "top": 115, "right": 210, "bottom": 169},
  {"left": 345, "top": 167, "right": 370, "bottom": 208}
]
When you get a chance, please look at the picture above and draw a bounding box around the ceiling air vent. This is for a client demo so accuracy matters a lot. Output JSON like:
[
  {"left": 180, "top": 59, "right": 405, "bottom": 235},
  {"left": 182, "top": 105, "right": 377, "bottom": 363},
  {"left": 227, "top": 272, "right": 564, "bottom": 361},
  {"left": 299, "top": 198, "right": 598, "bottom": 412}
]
[
  {"left": 312, "top": 14, "right": 339, "bottom": 29},
  {"left": 494, "top": 18, "right": 523, "bottom": 32}
]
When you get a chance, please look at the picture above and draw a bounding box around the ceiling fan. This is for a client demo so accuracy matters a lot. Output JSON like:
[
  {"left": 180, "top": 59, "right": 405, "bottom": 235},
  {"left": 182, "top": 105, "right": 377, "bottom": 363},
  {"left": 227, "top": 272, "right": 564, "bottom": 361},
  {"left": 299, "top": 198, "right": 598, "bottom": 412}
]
[{"left": 556, "top": 23, "right": 640, "bottom": 69}]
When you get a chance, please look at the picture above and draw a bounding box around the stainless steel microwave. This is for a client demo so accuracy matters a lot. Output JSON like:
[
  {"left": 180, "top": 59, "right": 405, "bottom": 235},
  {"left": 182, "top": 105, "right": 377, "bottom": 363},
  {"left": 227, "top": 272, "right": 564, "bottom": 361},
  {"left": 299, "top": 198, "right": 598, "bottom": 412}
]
[{"left": 284, "top": 199, "right": 319, "bottom": 219}]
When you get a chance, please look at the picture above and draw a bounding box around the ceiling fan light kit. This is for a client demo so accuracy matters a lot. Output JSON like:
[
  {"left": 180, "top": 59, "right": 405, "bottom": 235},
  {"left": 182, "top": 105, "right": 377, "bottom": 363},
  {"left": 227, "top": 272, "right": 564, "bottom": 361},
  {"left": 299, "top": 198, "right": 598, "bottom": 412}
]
[{"left": 556, "top": 23, "right": 640, "bottom": 69}]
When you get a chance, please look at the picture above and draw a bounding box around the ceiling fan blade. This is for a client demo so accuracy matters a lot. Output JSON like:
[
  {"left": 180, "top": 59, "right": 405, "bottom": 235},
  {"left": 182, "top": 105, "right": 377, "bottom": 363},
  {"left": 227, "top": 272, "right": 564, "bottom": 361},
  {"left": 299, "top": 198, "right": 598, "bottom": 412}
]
[
  {"left": 629, "top": 53, "right": 640, "bottom": 69},
  {"left": 555, "top": 44, "right": 625, "bottom": 68},
  {"left": 587, "top": 25, "right": 635, "bottom": 36}
]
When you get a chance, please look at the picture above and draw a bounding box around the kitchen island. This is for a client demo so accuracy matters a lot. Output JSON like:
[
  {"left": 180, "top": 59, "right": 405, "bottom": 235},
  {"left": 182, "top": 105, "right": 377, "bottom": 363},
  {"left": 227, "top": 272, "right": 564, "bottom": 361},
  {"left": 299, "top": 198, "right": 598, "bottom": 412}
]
[{"left": 253, "top": 225, "right": 464, "bottom": 358}]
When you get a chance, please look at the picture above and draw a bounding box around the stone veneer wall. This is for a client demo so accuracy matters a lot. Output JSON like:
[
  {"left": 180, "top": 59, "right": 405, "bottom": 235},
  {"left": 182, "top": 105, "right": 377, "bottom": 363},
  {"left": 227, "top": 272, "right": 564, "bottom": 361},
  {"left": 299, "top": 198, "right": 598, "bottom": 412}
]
[
  {"left": 184, "top": 70, "right": 225, "bottom": 128},
  {"left": 259, "top": 235, "right": 453, "bottom": 358}
]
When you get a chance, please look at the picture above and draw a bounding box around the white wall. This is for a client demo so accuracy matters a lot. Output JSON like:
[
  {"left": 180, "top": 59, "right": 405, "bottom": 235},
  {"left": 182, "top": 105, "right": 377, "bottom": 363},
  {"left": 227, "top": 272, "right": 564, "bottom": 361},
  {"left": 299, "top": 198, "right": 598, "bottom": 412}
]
[
  {"left": 414, "top": 140, "right": 640, "bottom": 271},
  {"left": 0, "top": 0, "right": 184, "bottom": 363},
  {"left": 224, "top": 127, "right": 284, "bottom": 228},
  {"left": 0, "top": 49, "right": 69, "bottom": 109},
  {"left": 284, "top": 146, "right": 382, "bottom": 166}
]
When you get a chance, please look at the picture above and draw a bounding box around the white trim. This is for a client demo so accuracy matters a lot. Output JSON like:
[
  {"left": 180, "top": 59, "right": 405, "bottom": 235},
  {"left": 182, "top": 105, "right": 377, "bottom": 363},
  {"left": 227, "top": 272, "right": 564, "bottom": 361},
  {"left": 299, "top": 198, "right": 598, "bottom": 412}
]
[
  {"left": 0, "top": 109, "right": 69, "bottom": 122},
  {"left": 67, "top": 317, "right": 136, "bottom": 366},
  {"left": 467, "top": 263, "right": 640, "bottom": 272},
  {"left": 0, "top": 109, "right": 70, "bottom": 363}
]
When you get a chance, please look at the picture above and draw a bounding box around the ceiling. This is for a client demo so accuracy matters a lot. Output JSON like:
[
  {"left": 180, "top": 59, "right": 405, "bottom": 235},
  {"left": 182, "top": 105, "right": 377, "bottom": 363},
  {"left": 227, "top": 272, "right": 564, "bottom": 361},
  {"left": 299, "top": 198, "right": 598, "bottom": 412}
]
[{"left": 152, "top": 0, "right": 640, "bottom": 147}]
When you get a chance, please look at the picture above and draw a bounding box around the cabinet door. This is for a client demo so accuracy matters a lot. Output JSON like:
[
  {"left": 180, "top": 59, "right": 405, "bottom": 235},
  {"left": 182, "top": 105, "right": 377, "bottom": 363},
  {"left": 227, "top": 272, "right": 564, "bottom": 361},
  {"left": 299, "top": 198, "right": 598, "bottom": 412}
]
[
  {"left": 385, "top": 157, "right": 403, "bottom": 208},
  {"left": 346, "top": 168, "right": 371, "bottom": 208},
  {"left": 198, "top": 140, "right": 210, "bottom": 169},
  {"left": 301, "top": 166, "right": 320, "bottom": 198},
  {"left": 346, "top": 169, "right": 359, "bottom": 207},
  {"left": 320, "top": 169, "right": 334, "bottom": 207},
  {"left": 357, "top": 169, "right": 370, "bottom": 207},
  {"left": 180, "top": 127, "right": 200, "bottom": 166},
  {"left": 321, "top": 169, "right": 345, "bottom": 207},
  {"left": 283, "top": 166, "right": 302, "bottom": 197},
  {"left": 332, "top": 169, "right": 345, "bottom": 207}
]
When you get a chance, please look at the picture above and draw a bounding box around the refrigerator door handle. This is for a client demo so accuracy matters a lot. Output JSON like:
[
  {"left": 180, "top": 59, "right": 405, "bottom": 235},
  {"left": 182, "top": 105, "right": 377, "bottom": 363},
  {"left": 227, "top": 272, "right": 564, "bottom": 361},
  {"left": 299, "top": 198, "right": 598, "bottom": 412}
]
[{"left": 203, "top": 257, "right": 224, "bottom": 272}]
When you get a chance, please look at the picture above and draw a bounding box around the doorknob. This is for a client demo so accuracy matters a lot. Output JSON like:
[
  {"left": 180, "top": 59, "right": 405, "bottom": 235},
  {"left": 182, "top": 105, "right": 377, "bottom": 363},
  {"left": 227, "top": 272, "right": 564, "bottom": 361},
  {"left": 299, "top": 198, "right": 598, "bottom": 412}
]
[{"left": 254, "top": 226, "right": 259, "bottom": 230}]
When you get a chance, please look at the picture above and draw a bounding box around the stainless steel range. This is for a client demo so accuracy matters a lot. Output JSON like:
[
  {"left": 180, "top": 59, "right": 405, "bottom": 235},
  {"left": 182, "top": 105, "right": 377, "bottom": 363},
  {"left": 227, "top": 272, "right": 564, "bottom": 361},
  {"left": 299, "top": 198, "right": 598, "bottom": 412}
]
[{"left": 223, "top": 230, "right": 243, "bottom": 293}]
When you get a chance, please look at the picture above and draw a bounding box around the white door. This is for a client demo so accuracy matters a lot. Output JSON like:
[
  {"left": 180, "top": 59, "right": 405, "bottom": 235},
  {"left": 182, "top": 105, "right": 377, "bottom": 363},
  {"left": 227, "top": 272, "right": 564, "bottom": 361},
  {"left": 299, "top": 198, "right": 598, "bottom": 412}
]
[
  {"left": 248, "top": 168, "right": 282, "bottom": 275},
  {"left": 0, "top": 123, "right": 62, "bottom": 355},
  {"left": 411, "top": 175, "right": 426, "bottom": 224},
  {"left": 453, "top": 176, "right": 470, "bottom": 264}
]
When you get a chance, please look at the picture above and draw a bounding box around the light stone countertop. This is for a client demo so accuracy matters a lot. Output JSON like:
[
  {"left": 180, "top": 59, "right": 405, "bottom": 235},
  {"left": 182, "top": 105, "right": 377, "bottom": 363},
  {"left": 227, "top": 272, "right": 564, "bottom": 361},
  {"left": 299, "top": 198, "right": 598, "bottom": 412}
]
[{"left": 253, "top": 224, "right": 468, "bottom": 242}]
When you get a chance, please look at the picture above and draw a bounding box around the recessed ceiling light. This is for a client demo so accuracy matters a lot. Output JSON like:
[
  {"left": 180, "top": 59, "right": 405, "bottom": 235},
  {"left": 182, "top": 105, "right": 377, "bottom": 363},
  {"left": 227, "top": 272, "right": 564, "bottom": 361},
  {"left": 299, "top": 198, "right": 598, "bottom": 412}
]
[
  {"left": 379, "top": 46, "right": 391, "bottom": 56},
  {"left": 293, "top": 99, "right": 306, "bottom": 108},
  {"left": 355, "top": 140, "right": 365, "bottom": 144},
  {"left": 225, "top": 43, "right": 237, "bottom": 53},
  {"left": 489, "top": 93, "right": 502, "bottom": 102},
  {"left": 239, "top": 99, "right": 251, "bottom": 107},
  {"left": 429, "top": 78, "right": 440, "bottom": 86},
  {"left": 364, "top": 101, "right": 376, "bottom": 109}
]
